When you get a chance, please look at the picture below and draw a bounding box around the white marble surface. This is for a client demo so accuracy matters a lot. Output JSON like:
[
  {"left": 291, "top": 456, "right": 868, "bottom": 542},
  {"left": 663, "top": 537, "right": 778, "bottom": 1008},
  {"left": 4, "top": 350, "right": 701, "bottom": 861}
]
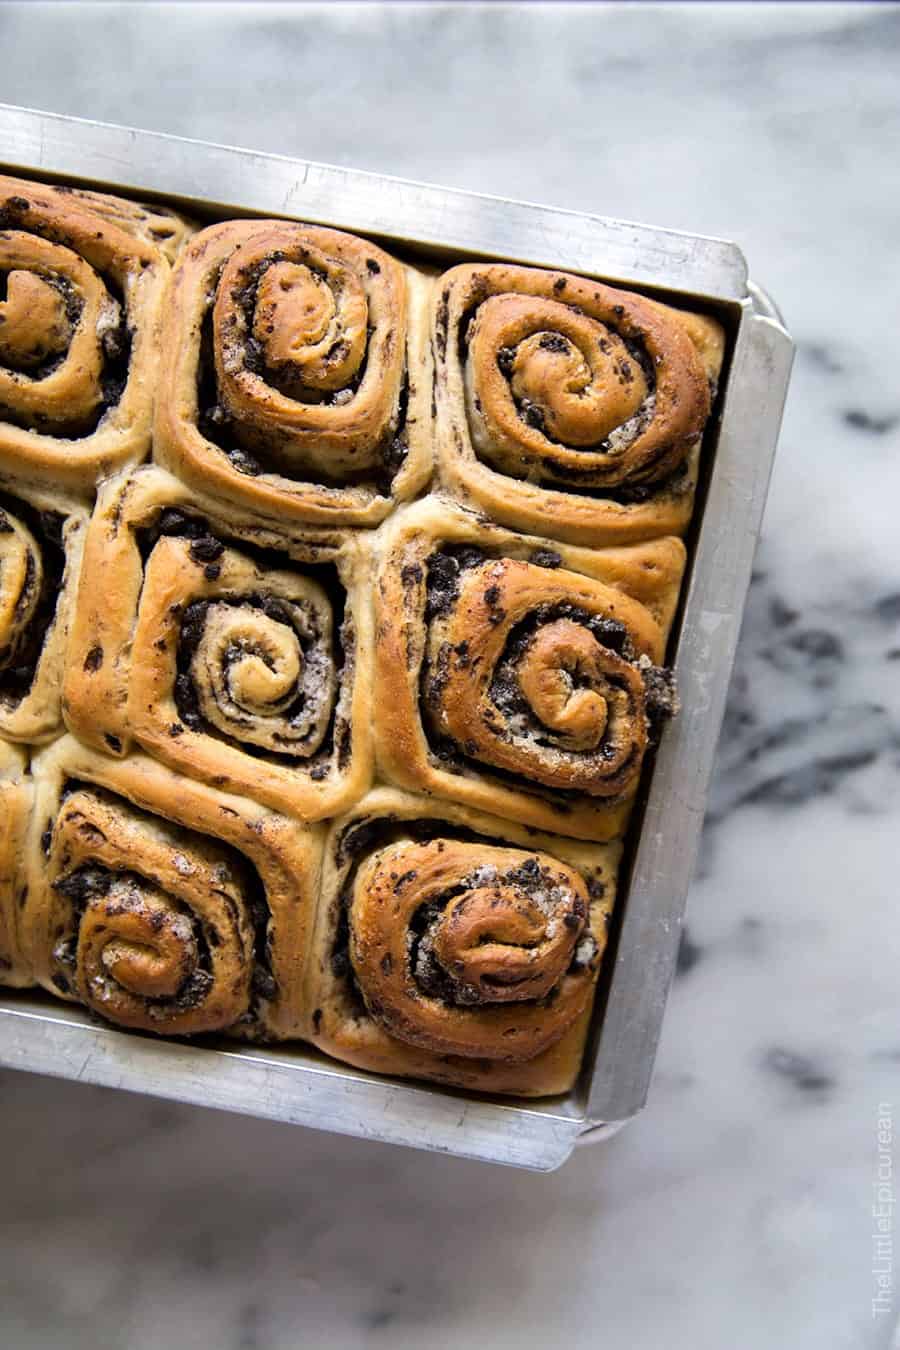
[{"left": 1, "top": 3, "right": 899, "bottom": 1346}]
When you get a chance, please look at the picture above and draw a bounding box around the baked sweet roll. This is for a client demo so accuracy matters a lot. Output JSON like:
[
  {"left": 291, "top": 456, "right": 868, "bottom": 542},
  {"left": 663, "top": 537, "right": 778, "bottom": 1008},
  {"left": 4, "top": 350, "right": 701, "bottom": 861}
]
[
  {"left": 44, "top": 184, "right": 194, "bottom": 264},
  {"left": 0, "top": 175, "right": 172, "bottom": 495},
  {"left": 0, "top": 739, "right": 32, "bottom": 988},
  {"left": 373, "top": 497, "right": 685, "bottom": 841},
  {"left": 433, "top": 263, "right": 725, "bottom": 546},
  {"left": 64, "top": 466, "right": 373, "bottom": 821},
  {"left": 0, "top": 483, "right": 86, "bottom": 742},
  {"left": 23, "top": 736, "right": 321, "bottom": 1038},
  {"left": 305, "top": 787, "right": 619, "bottom": 1095},
  {"left": 154, "top": 219, "right": 432, "bottom": 528}
]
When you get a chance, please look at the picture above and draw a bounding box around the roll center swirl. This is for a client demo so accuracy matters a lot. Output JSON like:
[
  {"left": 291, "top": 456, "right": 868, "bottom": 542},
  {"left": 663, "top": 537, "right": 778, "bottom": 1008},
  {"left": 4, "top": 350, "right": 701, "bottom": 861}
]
[
  {"left": 92, "top": 876, "right": 199, "bottom": 1000},
  {"left": 451, "top": 266, "right": 716, "bottom": 494},
  {"left": 174, "top": 219, "right": 409, "bottom": 487},
  {"left": 194, "top": 605, "right": 304, "bottom": 720},
  {"left": 429, "top": 884, "right": 574, "bottom": 1003},
  {"left": 0, "top": 230, "right": 122, "bottom": 430},
  {"left": 170, "top": 544, "right": 338, "bottom": 758},
  {"left": 491, "top": 300, "right": 650, "bottom": 449},
  {"left": 47, "top": 787, "right": 256, "bottom": 1036},
  {"left": 0, "top": 270, "right": 72, "bottom": 370},
  {"left": 517, "top": 618, "right": 633, "bottom": 752},
  {"left": 250, "top": 260, "right": 367, "bottom": 392}
]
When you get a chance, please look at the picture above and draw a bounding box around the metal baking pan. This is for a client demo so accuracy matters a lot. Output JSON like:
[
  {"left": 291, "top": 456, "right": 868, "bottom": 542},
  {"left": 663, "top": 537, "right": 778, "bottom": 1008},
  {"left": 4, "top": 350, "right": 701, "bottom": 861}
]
[{"left": 0, "top": 104, "right": 793, "bottom": 1170}]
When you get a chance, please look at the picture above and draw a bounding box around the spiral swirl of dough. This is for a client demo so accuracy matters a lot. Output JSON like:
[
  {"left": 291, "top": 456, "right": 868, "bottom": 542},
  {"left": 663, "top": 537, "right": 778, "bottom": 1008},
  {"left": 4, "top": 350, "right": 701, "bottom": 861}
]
[
  {"left": 453, "top": 263, "right": 714, "bottom": 495},
  {"left": 179, "top": 578, "right": 336, "bottom": 758},
  {"left": 463, "top": 273, "right": 711, "bottom": 490},
  {"left": 424, "top": 555, "right": 662, "bottom": 798},
  {"left": 348, "top": 838, "right": 599, "bottom": 1062},
  {"left": 0, "top": 176, "right": 169, "bottom": 493},
  {"left": 47, "top": 787, "right": 255, "bottom": 1035},
  {"left": 172, "top": 220, "right": 406, "bottom": 483},
  {"left": 0, "top": 229, "right": 124, "bottom": 436}
]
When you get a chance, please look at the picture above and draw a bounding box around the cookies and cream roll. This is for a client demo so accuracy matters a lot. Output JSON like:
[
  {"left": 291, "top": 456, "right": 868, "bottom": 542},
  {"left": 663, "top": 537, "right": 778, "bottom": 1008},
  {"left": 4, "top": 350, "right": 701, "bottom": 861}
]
[
  {"left": 0, "top": 175, "right": 172, "bottom": 495},
  {"left": 154, "top": 219, "right": 432, "bottom": 528},
  {"left": 434, "top": 263, "right": 724, "bottom": 547},
  {"left": 0, "top": 483, "right": 86, "bottom": 743},
  {"left": 373, "top": 497, "right": 685, "bottom": 841},
  {"left": 64, "top": 466, "right": 373, "bottom": 822},
  {"left": 24, "top": 736, "right": 322, "bottom": 1039},
  {"left": 0, "top": 739, "right": 33, "bottom": 988},
  {"left": 44, "top": 184, "right": 194, "bottom": 264},
  {"left": 305, "top": 787, "right": 619, "bottom": 1096}
]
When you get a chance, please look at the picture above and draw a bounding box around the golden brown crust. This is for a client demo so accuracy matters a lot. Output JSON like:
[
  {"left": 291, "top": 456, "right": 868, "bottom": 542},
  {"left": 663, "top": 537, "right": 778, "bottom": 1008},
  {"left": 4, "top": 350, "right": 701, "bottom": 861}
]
[
  {"left": 0, "top": 739, "right": 32, "bottom": 988},
  {"left": 305, "top": 786, "right": 618, "bottom": 1096},
  {"left": 434, "top": 263, "right": 724, "bottom": 547},
  {"left": 23, "top": 735, "right": 323, "bottom": 1039},
  {"left": 153, "top": 219, "right": 433, "bottom": 528},
  {"left": 0, "top": 482, "right": 87, "bottom": 743},
  {"left": 63, "top": 466, "right": 374, "bottom": 822},
  {"left": 372, "top": 495, "right": 685, "bottom": 841},
  {"left": 0, "top": 175, "right": 171, "bottom": 496},
  {"left": 41, "top": 183, "right": 195, "bottom": 264}
]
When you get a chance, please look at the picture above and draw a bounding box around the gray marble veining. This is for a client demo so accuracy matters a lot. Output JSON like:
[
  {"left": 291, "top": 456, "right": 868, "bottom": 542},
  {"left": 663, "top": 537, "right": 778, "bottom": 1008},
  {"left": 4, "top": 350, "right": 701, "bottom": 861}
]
[{"left": 0, "top": 3, "right": 898, "bottom": 1347}]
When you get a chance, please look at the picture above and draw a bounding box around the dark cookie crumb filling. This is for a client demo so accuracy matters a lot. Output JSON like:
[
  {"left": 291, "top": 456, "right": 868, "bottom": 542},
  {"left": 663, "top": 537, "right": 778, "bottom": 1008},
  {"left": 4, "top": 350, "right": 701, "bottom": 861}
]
[
  {"left": 423, "top": 544, "right": 485, "bottom": 621},
  {"left": 330, "top": 816, "right": 597, "bottom": 1017},
  {"left": 641, "top": 661, "right": 679, "bottom": 742},
  {"left": 435, "top": 290, "right": 449, "bottom": 361},
  {"left": 485, "top": 605, "right": 635, "bottom": 759},
  {"left": 0, "top": 239, "right": 132, "bottom": 438},
  {"left": 51, "top": 863, "right": 216, "bottom": 1012},
  {"left": 536, "top": 454, "right": 690, "bottom": 500},
  {"left": 529, "top": 548, "right": 562, "bottom": 569},
  {"left": 136, "top": 510, "right": 352, "bottom": 775},
  {"left": 417, "top": 550, "right": 676, "bottom": 805},
  {"left": 50, "top": 783, "right": 276, "bottom": 1026},
  {"left": 375, "top": 369, "right": 409, "bottom": 496},
  {"left": 195, "top": 255, "right": 409, "bottom": 494}
]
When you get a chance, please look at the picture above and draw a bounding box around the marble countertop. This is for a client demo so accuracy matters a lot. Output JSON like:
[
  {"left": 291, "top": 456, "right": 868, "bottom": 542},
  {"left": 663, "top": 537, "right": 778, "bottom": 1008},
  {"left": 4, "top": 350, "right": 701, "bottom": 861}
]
[{"left": 1, "top": 4, "right": 898, "bottom": 1347}]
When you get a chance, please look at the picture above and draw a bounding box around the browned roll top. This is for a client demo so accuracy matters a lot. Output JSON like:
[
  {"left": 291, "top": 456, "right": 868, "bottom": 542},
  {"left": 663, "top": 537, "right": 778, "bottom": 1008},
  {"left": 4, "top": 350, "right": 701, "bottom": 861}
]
[
  {"left": 145, "top": 534, "right": 339, "bottom": 758},
  {"left": 0, "top": 217, "right": 131, "bottom": 436},
  {"left": 348, "top": 838, "right": 599, "bottom": 1062},
  {"left": 423, "top": 553, "right": 664, "bottom": 798},
  {"left": 159, "top": 219, "right": 407, "bottom": 482},
  {"left": 0, "top": 176, "right": 169, "bottom": 492},
  {"left": 212, "top": 224, "right": 405, "bottom": 475},
  {"left": 457, "top": 265, "right": 712, "bottom": 491},
  {"left": 44, "top": 183, "right": 193, "bottom": 263},
  {"left": 45, "top": 787, "right": 255, "bottom": 1035}
]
